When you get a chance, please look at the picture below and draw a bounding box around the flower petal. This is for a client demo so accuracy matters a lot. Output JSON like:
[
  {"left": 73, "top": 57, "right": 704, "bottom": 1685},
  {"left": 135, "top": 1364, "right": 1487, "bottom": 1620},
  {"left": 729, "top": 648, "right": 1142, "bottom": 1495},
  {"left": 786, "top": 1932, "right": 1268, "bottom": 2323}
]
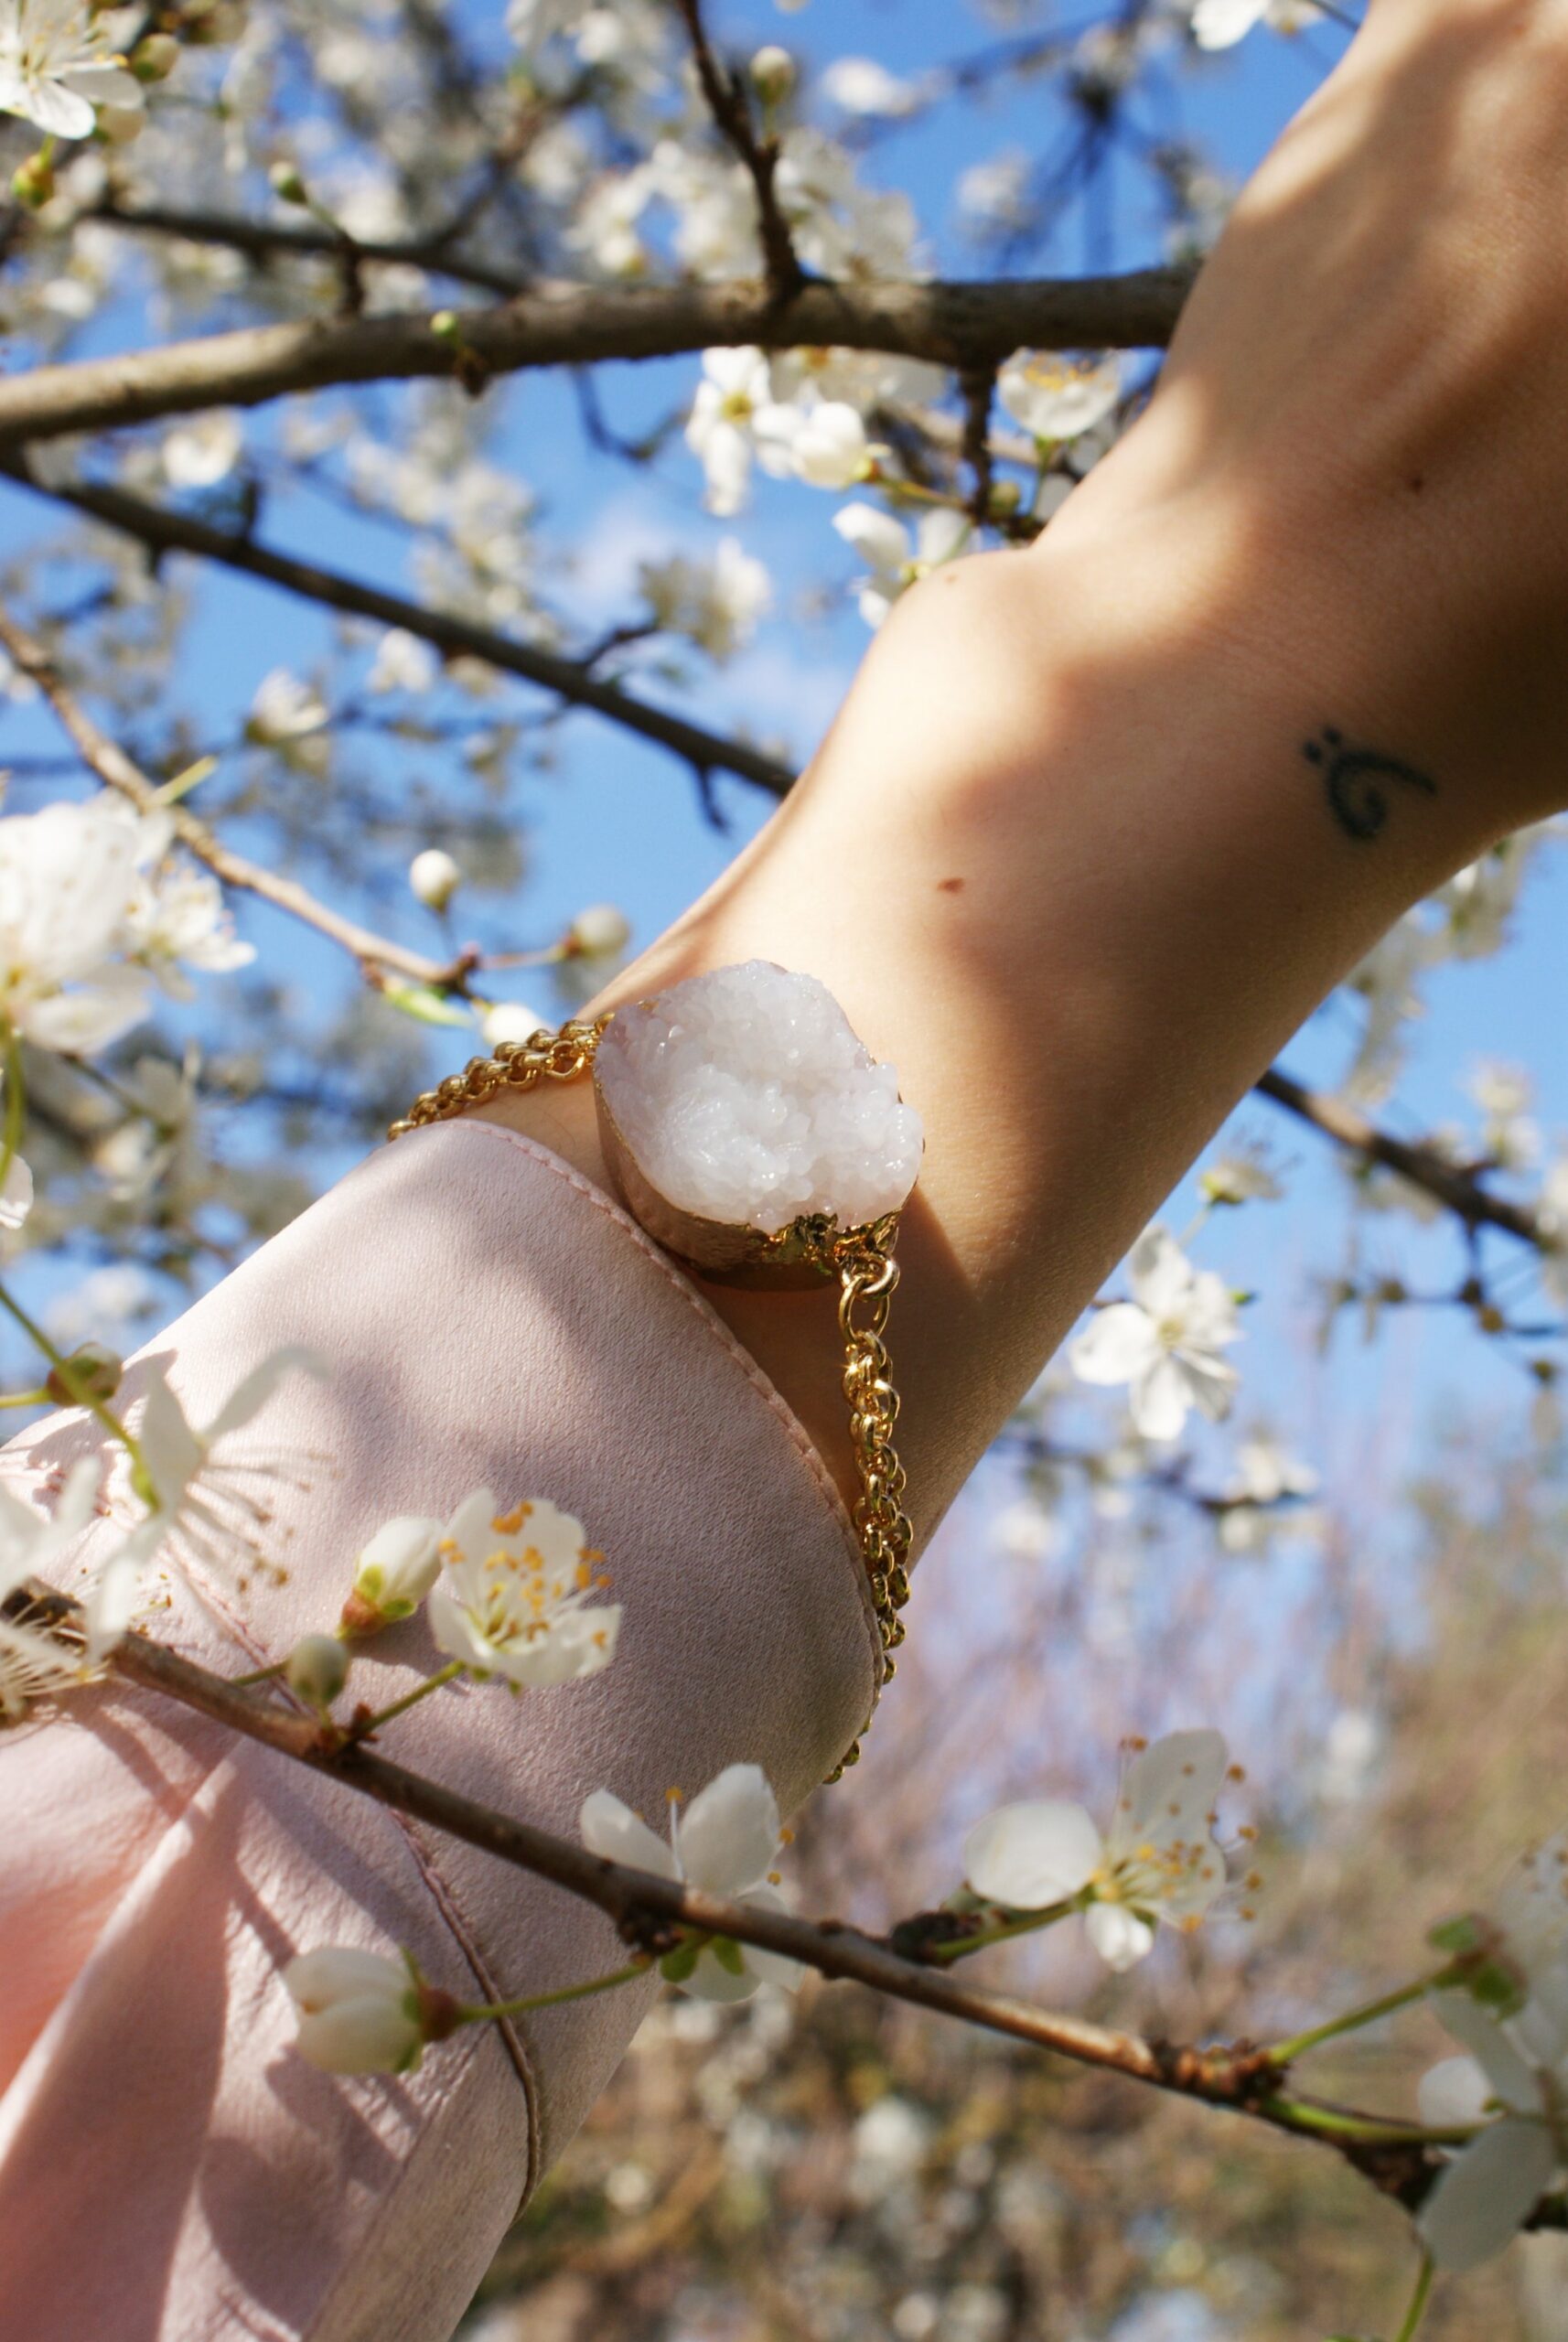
[
  {"left": 1417, "top": 2115, "right": 1556, "bottom": 2272},
  {"left": 579, "top": 1789, "right": 680, "bottom": 1880},
  {"left": 676, "top": 1762, "right": 781, "bottom": 1896},
  {"left": 1069, "top": 1303, "right": 1160, "bottom": 1386},
  {"left": 737, "top": 1883, "right": 804, "bottom": 1991},
  {"left": 1431, "top": 1991, "right": 1538, "bottom": 2114},
  {"left": 1418, "top": 2055, "right": 1493, "bottom": 2132},
  {"left": 1129, "top": 1354, "right": 1193, "bottom": 1442},
  {"left": 1128, "top": 1226, "right": 1190, "bottom": 1318},
  {"left": 963, "top": 1799, "right": 1103, "bottom": 1908},
  {"left": 1084, "top": 1902, "right": 1156, "bottom": 1971},
  {"left": 1112, "top": 1728, "right": 1229, "bottom": 1859}
]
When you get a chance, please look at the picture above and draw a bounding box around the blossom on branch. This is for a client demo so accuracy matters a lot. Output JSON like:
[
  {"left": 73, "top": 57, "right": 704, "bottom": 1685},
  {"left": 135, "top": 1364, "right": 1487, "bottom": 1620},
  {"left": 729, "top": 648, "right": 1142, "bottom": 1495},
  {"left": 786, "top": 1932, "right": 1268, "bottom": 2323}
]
[
  {"left": 832, "top": 502, "right": 971, "bottom": 628},
  {"left": 428, "top": 1489, "right": 620, "bottom": 1690},
  {"left": 0, "top": 799, "right": 152, "bottom": 1055},
  {"left": 997, "top": 352, "right": 1121, "bottom": 443},
  {"left": 1417, "top": 1841, "right": 1568, "bottom": 2270},
  {"left": 581, "top": 1761, "right": 803, "bottom": 2002},
  {"left": 1069, "top": 1226, "right": 1241, "bottom": 1442},
  {"left": 0, "top": 1455, "right": 100, "bottom": 1717},
  {"left": 0, "top": 2, "right": 144, "bottom": 140},
  {"left": 683, "top": 349, "right": 800, "bottom": 517},
  {"left": 84, "top": 1348, "right": 327, "bottom": 1655},
  {"left": 962, "top": 1730, "right": 1235, "bottom": 1971},
  {"left": 342, "top": 1513, "right": 445, "bottom": 1633},
  {"left": 284, "top": 1948, "right": 428, "bottom": 2076}
]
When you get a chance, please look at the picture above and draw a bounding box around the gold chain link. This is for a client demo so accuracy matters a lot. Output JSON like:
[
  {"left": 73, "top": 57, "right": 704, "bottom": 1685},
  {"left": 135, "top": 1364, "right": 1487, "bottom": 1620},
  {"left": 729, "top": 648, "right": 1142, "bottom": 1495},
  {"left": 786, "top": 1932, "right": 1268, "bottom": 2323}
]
[{"left": 390, "top": 1022, "right": 913, "bottom": 1780}]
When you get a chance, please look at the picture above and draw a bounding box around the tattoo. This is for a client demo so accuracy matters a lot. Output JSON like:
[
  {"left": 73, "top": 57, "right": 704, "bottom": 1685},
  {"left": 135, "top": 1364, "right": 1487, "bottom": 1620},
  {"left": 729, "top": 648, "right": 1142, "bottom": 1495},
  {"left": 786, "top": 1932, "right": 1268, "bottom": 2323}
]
[{"left": 1304, "top": 725, "right": 1438, "bottom": 843}]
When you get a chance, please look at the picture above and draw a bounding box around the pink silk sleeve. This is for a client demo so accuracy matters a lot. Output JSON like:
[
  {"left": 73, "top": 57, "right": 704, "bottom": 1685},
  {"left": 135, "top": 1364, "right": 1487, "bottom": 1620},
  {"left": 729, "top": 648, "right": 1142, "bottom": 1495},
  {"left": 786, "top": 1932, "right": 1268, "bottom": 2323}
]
[{"left": 0, "top": 1123, "right": 880, "bottom": 2342}]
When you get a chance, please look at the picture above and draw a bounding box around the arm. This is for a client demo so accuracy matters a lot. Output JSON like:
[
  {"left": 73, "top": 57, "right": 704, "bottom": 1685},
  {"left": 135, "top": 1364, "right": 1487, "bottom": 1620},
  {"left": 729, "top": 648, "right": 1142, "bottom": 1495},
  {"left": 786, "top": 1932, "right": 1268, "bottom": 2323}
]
[{"left": 486, "top": 0, "right": 1568, "bottom": 1534}]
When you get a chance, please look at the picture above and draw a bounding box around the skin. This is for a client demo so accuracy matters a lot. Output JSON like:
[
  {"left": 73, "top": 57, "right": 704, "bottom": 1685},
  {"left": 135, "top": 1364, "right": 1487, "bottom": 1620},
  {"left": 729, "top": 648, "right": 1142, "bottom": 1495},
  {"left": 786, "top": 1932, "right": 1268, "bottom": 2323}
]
[{"left": 479, "top": 0, "right": 1568, "bottom": 1540}]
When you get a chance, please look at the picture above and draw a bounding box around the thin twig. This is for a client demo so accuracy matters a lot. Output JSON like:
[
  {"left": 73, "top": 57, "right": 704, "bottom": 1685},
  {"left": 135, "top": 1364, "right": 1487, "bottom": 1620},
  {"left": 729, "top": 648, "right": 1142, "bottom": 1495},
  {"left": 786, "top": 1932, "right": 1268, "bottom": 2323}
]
[
  {"left": 0, "top": 271, "right": 1194, "bottom": 450},
  {"left": 0, "top": 463, "right": 796, "bottom": 800},
  {"left": 673, "top": 0, "right": 804, "bottom": 303},
  {"left": 0, "top": 606, "right": 467, "bottom": 992}
]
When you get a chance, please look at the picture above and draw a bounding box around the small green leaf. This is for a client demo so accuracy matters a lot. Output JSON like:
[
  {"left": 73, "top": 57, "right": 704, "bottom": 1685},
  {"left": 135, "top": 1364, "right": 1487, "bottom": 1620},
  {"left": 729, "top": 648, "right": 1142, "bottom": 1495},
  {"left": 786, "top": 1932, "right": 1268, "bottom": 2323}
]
[
  {"left": 1429, "top": 1913, "right": 1485, "bottom": 1957},
  {"left": 660, "top": 1940, "right": 700, "bottom": 1984},
  {"left": 381, "top": 981, "right": 471, "bottom": 1027},
  {"left": 710, "top": 1937, "right": 746, "bottom": 1977}
]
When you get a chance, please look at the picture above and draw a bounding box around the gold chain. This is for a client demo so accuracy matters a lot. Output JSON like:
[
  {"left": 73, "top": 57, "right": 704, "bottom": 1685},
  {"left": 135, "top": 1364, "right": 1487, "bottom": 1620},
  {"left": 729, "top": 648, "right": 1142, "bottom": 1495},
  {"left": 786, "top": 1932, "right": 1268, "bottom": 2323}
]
[{"left": 390, "top": 1023, "right": 913, "bottom": 1779}]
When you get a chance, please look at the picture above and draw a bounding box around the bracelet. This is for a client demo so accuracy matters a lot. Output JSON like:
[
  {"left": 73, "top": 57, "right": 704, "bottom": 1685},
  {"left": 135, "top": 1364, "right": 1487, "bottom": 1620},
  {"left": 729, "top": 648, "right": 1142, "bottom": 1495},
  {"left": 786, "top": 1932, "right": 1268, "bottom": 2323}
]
[{"left": 389, "top": 969, "right": 919, "bottom": 1780}]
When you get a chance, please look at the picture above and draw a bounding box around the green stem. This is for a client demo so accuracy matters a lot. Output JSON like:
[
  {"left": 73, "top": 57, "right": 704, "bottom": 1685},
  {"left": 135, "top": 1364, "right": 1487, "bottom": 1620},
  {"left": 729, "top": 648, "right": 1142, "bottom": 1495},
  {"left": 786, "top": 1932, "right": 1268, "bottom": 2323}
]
[
  {"left": 931, "top": 1892, "right": 1088, "bottom": 1962},
  {"left": 460, "top": 1958, "right": 650, "bottom": 2025},
  {"left": 1394, "top": 2253, "right": 1435, "bottom": 2342},
  {"left": 231, "top": 1658, "right": 288, "bottom": 1688},
  {"left": 1267, "top": 2096, "right": 1476, "bottom": 2149},
  {"left": 1263, "top": 1976, "right": 1436, "bottom": 2067},
  {"left": 0, "top": 1031, "right": 24, "bottom": 1204},
  {"left": 0, "top": 1281, "right": 150, "bottom": 1486},
  {"left": 350, "top": 1658, "right": 464, "bottom": 1735},
  {"left": 0, "top": 1388, "right": 49, "bottom": 1409}
]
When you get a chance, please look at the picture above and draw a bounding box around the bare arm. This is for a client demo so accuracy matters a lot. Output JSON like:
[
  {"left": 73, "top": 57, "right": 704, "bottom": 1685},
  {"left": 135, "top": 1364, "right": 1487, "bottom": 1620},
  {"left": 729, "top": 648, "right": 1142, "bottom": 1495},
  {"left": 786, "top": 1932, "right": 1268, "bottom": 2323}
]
[{"left": 482, "top": 0, "right": 1568, "bottom": 1536}]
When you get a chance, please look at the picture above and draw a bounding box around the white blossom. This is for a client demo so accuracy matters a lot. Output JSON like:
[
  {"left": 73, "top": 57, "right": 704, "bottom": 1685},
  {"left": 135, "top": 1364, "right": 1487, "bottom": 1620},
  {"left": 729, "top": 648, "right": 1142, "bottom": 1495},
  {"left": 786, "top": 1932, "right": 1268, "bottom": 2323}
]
[
  {"left": 566, "top": 903, "right": 629, "bottom": 959},
  {"left": 247, "top": 667, "right": 329, "bottom": 745},
  {"left": 581, "top": 1761, "right": 802, "bottom": 2001},
  {"left": 962, "top": 1730, "right": 1233, "bottom": 1971},
  {"left": 408, "top": 848, "right": 461, "bottom": 911},
  {"left": 0, "top": 1456, "right": 100, "bottom": 1718},
  {"left": 367, "top": 628, "right": 439, "bottom": 695},
  {"left": 479, "top": 1000, "right": 548, "bottom": 1049},
  {"left": 86, "top": 1348, "right": 326, "bottom": 1653},
  {"left": 639, "top": 537, "right": 771, "bottom": 662},
  {"left": 126, "top": 847, "right": 254, "bottom": 995},
  {"left": 0, "top": 1, "right": 143, "bottom": 139},
  {"left": 285, "top": 1947, "right": 425, "bottom": 2075},
  {"left": 683, "top": 349, "right": 798, "bottom": 517},
  {"left": 1069, "top": 1227, "right": 1241, "bottom": 1442},
  {"left": 1417, "top": 1842, "right": 1568, "bottom": 2269},
  {"left": 819, "top": 57, "right": 922, "bottom": 119},
  {"left": 160, "top": 411, "right": 243, "bottom": 490},
  {"left": 832, "top": 501, "right": 971, "bottom": 628},
  {"left": 427, "top": 1488, "right": 620, "bottom": 1689},
  {"left": 997, "top": 351, "right": 1121, "bottom": 443},
  {"left": 1191, "top": 0, "right": 1316, "bottom": 48},
  {"left": 346, "top": 1513, "right": 444, "bottom": 1628},
  {"left": 0, "top": 798, "right": 152, "bottom": 1055},
  {"left": 778, "top": 400, "right": 875, "bottom": 489},
  {"left": 1216, "top": 1435, "right": 1320, "bottom": 1554}
]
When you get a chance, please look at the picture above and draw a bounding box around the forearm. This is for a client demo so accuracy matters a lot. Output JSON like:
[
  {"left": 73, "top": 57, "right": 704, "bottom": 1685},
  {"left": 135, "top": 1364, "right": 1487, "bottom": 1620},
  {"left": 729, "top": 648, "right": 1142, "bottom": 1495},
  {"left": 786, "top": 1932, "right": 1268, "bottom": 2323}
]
[{"left": 487, "top": 510, "right": 1519, "bottom": 1534}]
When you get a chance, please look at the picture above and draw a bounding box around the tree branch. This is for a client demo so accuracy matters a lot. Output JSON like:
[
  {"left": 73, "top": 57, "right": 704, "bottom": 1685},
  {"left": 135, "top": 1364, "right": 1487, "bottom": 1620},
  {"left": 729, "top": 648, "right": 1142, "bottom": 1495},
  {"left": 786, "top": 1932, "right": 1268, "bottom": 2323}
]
[
  {"left": 0, "top": 604, "right": 466, "bottom": 991},
  {"left": 1256, "top": 1065, "right": 1552, "bottom": 1252},
  {"left": 12, "top": 1574, "right": 1480, "bottom": 2226},
  {"left": 91, "top": 196, "right": 532, "bottom": 300},
  {"left": 0, "top": 460, "right": 797, "bottom": 800},
  {"left": 0, "top": 270, "right": 1193, "bottom": 450},
  {"left": 674, "top": 0, "right": 805, "bottom": 302}
]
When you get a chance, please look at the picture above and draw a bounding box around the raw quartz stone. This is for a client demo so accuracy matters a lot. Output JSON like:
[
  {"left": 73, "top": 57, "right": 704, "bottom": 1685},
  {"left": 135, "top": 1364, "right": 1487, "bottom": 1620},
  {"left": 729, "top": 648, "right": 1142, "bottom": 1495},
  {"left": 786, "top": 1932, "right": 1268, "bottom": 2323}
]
[{"left": 595, "top": 961, "right": 923, "bottom": 1236}]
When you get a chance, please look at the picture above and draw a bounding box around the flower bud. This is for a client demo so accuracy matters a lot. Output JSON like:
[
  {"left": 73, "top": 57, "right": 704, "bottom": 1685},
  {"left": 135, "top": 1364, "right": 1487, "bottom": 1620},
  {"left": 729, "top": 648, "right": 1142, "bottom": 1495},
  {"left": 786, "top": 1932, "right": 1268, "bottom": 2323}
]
[
  {"left": 408, "top": 848, "right": 461, "bottom": 912},
  {"left": 284, "top": 1947, "right": 435, "bottom": 2075},
  {"left": 749, "top": 45, "right": 795, "bottom": 104},
  {"left": 479, "top": 1000, "right": 547, "bottom": 1050},
  {"left": 341, "top": 1514, "right": 444, "bottom": 1636},
  {"left": 131, "top": 33, "right": 181, "bottom": 80},
  {"left": 10, "top": 153, "right": 55, "bottom": 211},
  {"left": 285, "top": 1633, "right": 348, "bottom": 1708},
  {"left": 46, "top": 1343, "right": 124, "bottom": 1405},
  {"left": 97, "top": 103, "right": 145, "bottom": 145},
  {"left": 268, "top": 160, "right": 308, "bottom": 206},
  {"left": 566, "top": 903, "right": 630, "bottom": 960}
]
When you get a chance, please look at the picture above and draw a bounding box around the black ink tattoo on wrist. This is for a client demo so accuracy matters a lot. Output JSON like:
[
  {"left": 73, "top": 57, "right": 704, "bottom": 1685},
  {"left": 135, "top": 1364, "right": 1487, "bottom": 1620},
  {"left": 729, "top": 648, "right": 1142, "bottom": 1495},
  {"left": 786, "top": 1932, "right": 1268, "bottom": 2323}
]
[{"left": 1304, "top": 726, "right": 1438, "bottom": 843}]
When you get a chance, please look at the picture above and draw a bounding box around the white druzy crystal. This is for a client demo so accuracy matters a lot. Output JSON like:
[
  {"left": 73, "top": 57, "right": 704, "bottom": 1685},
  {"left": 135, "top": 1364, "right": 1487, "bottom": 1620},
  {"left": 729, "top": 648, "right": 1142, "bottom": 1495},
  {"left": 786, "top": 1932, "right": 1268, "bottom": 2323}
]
[{"left": 596, "top": 962, "right": 923, "bottom": 1235}]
